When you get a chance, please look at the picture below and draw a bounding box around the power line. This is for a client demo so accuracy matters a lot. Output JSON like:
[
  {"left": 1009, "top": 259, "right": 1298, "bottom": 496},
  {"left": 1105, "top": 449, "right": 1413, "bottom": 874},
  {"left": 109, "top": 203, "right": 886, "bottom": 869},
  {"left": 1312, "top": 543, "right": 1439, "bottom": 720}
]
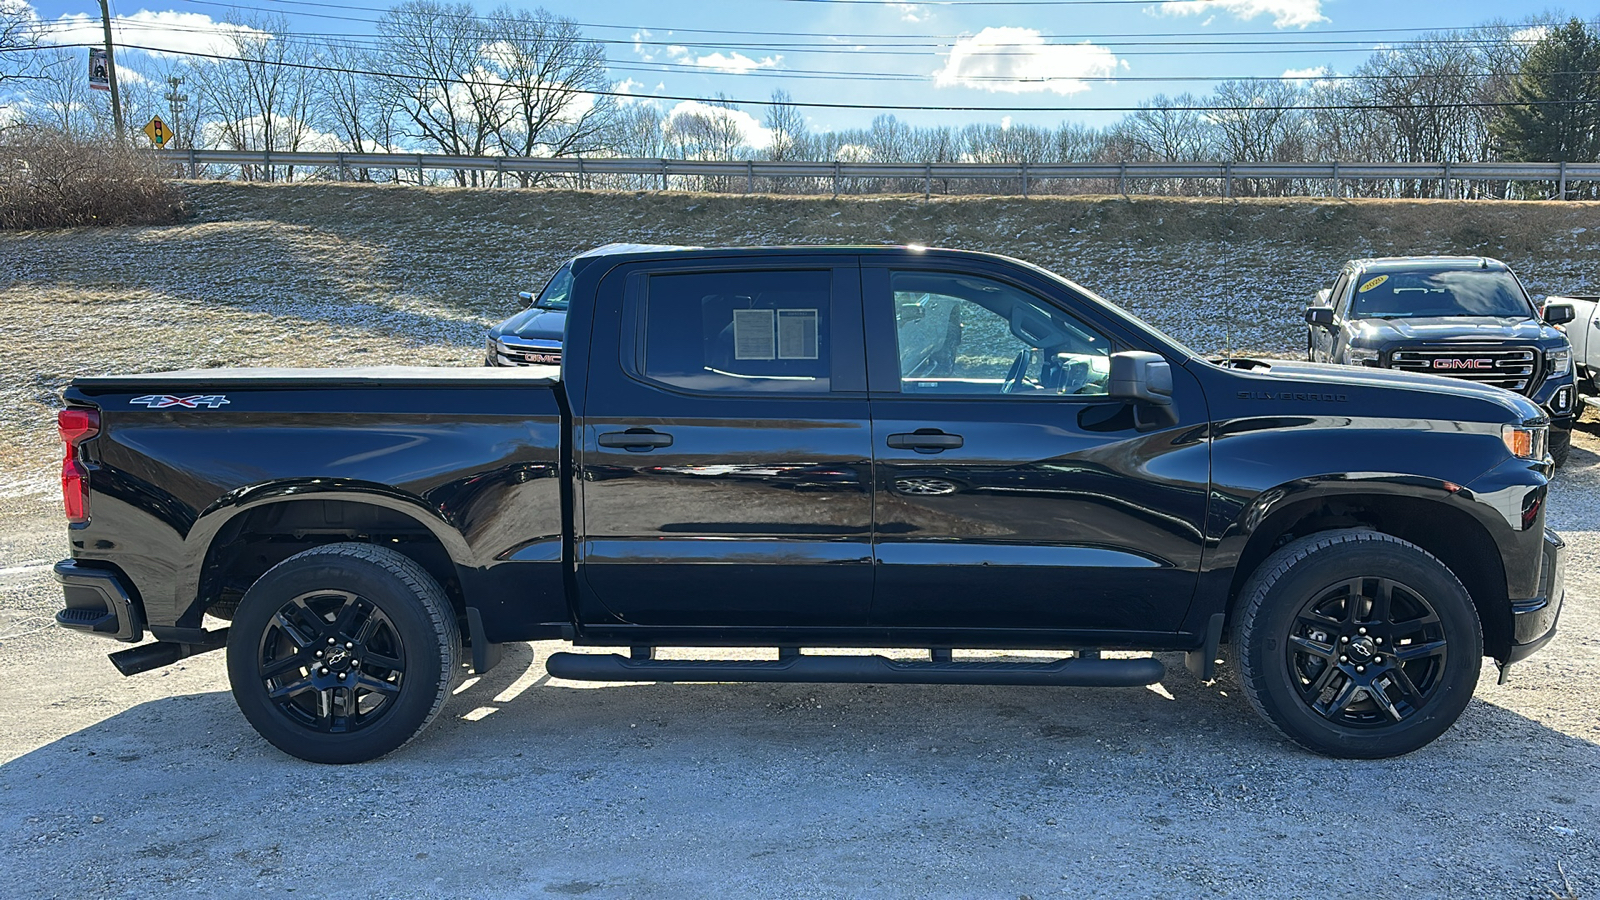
[
  {"left": 173, "top": 0, "right": 1555, "bottom": 44},
  {"left": 32, "top": 19, "right": 1569, "bottom": 86},
  {"left": 107, "top": 41, "right": 1591, "bottom": 113},
  {"left": 27, "top": 16, "right": 1548, "bottom": 60}
]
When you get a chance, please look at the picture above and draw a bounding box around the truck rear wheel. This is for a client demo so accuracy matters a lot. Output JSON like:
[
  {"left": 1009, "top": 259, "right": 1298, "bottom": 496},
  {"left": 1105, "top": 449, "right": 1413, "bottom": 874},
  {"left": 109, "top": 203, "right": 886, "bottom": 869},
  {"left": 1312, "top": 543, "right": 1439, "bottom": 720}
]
[
  {"left": 1233, "top": 530, "right": 1481, "bottom": 759},
  {"left": 226, "top": 542, "right": 460, "bottom": 764}
]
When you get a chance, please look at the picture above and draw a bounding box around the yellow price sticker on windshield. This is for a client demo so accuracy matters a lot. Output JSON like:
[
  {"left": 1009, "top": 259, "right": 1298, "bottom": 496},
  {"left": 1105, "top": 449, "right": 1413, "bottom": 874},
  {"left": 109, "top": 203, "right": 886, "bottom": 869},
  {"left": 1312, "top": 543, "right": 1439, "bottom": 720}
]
[{"left": 1358, "top": 275, "right": 1389, "bottom": 293}]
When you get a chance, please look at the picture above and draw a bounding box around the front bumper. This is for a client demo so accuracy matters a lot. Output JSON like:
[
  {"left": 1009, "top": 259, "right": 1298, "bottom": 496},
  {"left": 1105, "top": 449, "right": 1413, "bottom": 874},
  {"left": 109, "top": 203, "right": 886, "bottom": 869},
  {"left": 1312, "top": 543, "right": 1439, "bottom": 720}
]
[
  {"left": 1506, "top": 528, "right": 1565, "bottom": 665},
  {"left": 54, "top": 560, "right": 144, "bottom": 643},
  {"left": 486, "top": 336, "right": 563, "bottom": 368},
  {"left": 1532, "top": 377, "right": 1579, "bottom": 427}
]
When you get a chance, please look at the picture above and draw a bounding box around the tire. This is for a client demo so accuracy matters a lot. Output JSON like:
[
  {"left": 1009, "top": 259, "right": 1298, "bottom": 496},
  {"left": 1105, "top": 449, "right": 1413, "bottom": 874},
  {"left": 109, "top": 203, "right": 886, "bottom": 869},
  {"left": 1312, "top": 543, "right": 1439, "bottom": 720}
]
[
  {"left": 1233, "top": 530, "right": 1481, "bottom": 759},
  {"left": 226, "top": 542, "right": 460, "bottom": 764},
  {"left": 1551, "top": 427, "right": 1571, "bottom": 468}
]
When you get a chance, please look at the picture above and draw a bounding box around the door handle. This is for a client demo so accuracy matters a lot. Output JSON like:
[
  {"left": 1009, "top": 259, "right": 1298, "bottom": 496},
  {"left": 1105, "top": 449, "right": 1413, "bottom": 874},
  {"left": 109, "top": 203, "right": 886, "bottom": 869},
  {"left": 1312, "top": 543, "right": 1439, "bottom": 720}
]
[
  {"left": 886, "top": 430, "right": 963, "bottom": 453},
  {"left": 598, "top": 428, "right": 674, "bottom": 451}
]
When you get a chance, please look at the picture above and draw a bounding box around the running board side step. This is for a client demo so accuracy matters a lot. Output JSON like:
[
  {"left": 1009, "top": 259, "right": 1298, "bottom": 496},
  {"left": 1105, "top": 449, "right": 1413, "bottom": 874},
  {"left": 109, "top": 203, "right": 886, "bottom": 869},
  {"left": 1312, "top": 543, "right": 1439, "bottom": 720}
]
[{"left": 544, "top": 652, "right": 1164, "bottom": 687}]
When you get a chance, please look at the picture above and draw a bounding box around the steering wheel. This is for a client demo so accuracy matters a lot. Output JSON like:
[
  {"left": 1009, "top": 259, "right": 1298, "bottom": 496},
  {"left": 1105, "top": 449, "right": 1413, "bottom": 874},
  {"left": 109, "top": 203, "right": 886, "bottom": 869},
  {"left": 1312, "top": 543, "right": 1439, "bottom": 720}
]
[{"left": 1001, "top": 349, "right": 1035, "bottom": 394}]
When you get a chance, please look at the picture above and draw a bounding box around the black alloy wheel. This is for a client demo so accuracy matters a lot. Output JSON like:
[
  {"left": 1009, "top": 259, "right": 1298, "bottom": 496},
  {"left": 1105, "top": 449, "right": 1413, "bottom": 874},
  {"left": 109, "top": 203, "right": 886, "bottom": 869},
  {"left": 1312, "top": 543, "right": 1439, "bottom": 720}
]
[
  {"left": 227, "top": 543, "right": 460, "bottom": 764},
  {"left": 1234, "top": 530, "right": 1482, "bottom": 759},
  {"left": 255, "top": 588, "right": 407, "bottom": 735},
  {"left": 1284, "top": 576, "right": 1448, "bottom": 727}
]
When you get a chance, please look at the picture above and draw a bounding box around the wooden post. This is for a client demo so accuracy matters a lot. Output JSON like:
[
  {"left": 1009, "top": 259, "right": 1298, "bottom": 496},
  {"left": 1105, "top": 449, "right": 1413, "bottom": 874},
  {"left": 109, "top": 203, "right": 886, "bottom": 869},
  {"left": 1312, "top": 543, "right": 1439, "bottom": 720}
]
[
  {"left": 96, "top": 0, "right": 124, "bottom": 139},
  {"left": 924, "top": 163, "right": 931, "bottom": 201}
]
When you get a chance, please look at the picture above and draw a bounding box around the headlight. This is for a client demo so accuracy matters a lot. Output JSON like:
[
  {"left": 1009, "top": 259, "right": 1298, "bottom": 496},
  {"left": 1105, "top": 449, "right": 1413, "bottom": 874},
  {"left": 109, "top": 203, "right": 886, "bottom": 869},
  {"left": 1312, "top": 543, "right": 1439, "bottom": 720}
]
[
  {"left": 1502, "top": 424, "right": 1549, "bottom": 460},
  {"left": 1547, "top": 347, "right": 1571, "bottom": 376},
  {"left": 1347, "top": 347, "right": 1381, "bottom": 366}
]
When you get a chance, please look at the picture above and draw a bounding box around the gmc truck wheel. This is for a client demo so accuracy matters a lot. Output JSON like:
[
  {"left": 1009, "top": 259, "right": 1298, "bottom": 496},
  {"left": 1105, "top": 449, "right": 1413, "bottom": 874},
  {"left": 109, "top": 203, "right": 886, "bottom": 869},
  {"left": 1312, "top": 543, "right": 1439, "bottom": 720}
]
[
  {"left": 1233, "top": 530, "right": 1481, "bottom": 759},
  {"left": 226, "top": 542, "right": 460, "bottom": 764},
  {"left": 1551, "top": 428, "right": 1571, "bottom": 468}
]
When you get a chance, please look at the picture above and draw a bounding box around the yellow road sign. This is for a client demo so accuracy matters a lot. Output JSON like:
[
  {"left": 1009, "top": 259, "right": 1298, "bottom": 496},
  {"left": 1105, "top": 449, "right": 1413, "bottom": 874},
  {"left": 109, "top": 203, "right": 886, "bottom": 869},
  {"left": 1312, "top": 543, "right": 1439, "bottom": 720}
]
[{"left": 143, "top": 116, "right": 173, "bottom": 147}]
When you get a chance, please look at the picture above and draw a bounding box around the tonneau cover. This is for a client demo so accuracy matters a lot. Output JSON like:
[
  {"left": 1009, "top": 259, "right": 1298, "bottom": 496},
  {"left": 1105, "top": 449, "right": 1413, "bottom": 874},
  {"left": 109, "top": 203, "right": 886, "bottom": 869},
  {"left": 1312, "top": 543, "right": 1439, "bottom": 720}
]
[{"left": 73, "top": 365, "right": 560, "bottom": 390}]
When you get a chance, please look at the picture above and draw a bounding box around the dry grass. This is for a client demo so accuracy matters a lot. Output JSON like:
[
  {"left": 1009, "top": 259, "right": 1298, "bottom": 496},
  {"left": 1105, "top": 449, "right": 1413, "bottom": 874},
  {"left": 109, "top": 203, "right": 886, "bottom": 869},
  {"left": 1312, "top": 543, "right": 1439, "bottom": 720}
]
[{"left": 0, "top": 131, "right": 186, "bottom": 230}]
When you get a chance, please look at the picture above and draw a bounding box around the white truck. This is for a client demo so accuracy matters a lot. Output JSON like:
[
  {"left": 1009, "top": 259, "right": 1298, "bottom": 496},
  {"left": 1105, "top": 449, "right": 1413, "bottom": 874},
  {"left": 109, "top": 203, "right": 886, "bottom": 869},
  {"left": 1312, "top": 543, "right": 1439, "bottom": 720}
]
[{"left": 1546, "top": 294, "right": 1600, "bottom": 413}]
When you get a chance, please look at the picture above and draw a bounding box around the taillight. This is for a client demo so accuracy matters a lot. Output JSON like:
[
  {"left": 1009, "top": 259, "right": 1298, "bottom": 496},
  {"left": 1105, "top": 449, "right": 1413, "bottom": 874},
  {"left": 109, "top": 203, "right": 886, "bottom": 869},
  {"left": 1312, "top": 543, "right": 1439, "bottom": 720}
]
[{"left": 58, "top": 408, "right": 100, "bottom": 524}]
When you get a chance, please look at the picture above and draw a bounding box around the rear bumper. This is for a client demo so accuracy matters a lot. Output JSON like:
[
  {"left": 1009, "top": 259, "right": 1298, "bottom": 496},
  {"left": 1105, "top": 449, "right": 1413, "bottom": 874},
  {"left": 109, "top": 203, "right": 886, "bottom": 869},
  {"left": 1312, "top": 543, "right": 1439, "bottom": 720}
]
[
  {"left": 1506, "top": 529, "right": 1565, "bottom": 665},
  {"left": 54, "top": 560, "right": 144, "bottom": 643}
]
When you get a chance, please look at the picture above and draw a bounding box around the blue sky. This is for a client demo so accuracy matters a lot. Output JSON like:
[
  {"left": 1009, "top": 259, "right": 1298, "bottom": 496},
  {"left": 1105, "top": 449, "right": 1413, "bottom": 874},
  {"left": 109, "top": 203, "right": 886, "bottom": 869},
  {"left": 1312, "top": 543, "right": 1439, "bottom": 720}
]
[{"left": 22, "top": 0, "right": 1598, "bottom": 136}]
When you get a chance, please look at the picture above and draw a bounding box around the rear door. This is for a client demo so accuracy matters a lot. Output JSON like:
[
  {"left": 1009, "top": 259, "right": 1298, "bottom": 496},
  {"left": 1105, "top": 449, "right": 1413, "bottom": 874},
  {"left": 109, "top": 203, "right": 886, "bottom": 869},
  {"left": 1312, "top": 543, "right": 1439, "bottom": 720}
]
[
  {"left": 863, "top": 261, "right": 1210, "bottom": 634},
  {"left": 577, "top": 255, "right": 874, "bottom": 627}
]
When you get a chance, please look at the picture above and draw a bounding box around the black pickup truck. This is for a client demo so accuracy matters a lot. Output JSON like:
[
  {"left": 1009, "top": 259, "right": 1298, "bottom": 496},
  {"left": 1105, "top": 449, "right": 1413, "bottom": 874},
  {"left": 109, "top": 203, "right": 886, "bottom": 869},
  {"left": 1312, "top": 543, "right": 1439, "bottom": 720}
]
[
  {"left": 54, "top": 246, "right": 1564, "bottom": 763},
  {"left": 1304, "top": 256, "right": 1579, "bottom": 465}
]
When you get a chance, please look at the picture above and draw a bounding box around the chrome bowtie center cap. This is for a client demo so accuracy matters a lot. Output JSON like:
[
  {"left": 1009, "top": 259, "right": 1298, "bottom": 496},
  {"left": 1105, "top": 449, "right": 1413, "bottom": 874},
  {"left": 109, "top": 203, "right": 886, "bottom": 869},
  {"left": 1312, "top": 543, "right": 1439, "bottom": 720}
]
[
  {"left": 324, "top": 647, "right": 349, "bottom": 666},
  {"left": 1347, "top": 637, "right": 1376, "bottom": 661}
]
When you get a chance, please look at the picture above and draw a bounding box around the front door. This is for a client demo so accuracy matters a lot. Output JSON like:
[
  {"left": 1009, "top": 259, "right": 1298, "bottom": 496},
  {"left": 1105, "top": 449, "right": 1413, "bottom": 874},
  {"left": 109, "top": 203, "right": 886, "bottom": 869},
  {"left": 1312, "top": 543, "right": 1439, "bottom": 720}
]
[
  {"left": 863, "top": 263, "right": 1210, "bottom": 634},
  {"left": 578, "top": 258, "right": 875, "bottom": 627}
]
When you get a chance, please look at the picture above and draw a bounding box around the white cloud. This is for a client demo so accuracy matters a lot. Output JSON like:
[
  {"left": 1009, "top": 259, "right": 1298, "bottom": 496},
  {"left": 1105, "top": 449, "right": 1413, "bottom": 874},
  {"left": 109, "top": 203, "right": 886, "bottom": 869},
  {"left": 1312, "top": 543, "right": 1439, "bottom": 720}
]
[
  {"left": 686, "top": 51, "right": 780, "bottom": 74},
  {"left": 933, "top": 28, "right": 1120, "bottom": 96},
  {"left": 893, "top": 3, "right": 925, "bottom": 22},
  {"left": 664, "top": 100, "right": 772, "bottom": 151},
  {"left": 1157, "top": 1, "right": 1327, "bottom": 29},
  {"left": 40, "top": 9, "right": 271, "bottom": 58},
  {"left": 1511, "top": 26, "right": 1550, "bottom": 45},
  {"left": 1281, "top": 66, "right": 1326, "bottom": 80}
]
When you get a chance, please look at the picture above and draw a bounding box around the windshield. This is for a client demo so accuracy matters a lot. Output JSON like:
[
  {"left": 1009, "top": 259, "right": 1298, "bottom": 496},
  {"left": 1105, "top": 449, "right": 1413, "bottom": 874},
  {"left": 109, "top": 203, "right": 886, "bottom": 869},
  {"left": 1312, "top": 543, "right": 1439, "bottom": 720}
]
[
  {"left": 533, "top": 263, "right": 574, "bottom": 310},
  {"left": 1350, "top": 269, "right": 1533, "bottom": 319}
]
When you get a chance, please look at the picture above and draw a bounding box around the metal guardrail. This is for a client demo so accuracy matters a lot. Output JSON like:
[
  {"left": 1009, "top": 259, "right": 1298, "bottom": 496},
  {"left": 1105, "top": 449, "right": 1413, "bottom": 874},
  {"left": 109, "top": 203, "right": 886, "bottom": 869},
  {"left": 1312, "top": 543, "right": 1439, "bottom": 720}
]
[{"left": 153, "top": 149, "right": 1600, "bottom": 198}]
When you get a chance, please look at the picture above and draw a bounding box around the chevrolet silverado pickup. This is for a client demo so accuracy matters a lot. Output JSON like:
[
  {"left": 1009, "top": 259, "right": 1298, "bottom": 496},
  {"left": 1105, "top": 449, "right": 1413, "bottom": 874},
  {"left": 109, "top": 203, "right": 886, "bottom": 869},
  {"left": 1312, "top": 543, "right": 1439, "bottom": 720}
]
[
  {"left": 54, "top": 246, "right": 1565, "bottom": 764},
  {"left": 1304, "top": 256, "right": 1578, "bottom": 465}
]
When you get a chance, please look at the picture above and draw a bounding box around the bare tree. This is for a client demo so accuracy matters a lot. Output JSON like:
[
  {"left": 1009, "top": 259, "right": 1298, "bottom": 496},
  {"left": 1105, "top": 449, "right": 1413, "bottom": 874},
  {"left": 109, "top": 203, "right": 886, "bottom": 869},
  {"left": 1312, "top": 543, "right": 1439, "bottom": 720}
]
[
  {"left": 190, "top": 15, "right": 319, "bottom": 180},
  {"left": 762, "top": 89, "right": 805, "bottom": 161},
  {"left": 373, "top": 0, "right": 502, "bottom": 183},
  {"left": 16, "top": 48, "right": 107, "bottom": 137},
  {"left": 484, "top": 4, "right": 612, "bottom": 184}
]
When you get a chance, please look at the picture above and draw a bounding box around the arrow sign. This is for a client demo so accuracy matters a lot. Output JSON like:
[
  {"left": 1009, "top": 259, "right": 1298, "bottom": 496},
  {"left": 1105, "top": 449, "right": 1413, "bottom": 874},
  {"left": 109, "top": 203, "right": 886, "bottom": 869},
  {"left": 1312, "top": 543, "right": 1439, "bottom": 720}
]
[{"left": 143, "top": 116, "right": 173, "bottom": 147}]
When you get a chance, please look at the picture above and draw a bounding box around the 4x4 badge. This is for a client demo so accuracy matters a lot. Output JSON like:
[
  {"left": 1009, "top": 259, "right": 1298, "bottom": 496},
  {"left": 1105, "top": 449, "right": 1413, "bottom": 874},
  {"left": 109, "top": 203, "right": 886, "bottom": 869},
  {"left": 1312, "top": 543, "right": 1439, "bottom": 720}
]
[{"left": 130, "top": 394, "right": 231, "bottom": 409}]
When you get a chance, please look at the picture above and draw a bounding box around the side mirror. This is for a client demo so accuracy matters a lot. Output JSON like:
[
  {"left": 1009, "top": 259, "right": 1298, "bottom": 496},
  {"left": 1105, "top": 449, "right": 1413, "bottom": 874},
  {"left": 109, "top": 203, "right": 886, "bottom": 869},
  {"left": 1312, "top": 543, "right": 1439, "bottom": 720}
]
[
  {"left": 1305, "top": 306, "right": 1335, "bottom": 327},
  {"left": 1544, "top": 302, "right": 1576, "bottom": 326},
  {"left": 518, "top": 291, "right": 535, "bottom": 308},
  {"left": 1109, "top": 351, "right": 1173, "bottom": 406}
]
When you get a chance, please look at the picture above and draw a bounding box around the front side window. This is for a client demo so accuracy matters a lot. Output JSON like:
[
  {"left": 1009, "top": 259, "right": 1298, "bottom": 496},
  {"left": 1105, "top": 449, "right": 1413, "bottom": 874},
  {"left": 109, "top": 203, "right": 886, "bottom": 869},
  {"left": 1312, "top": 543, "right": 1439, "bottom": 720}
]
[
  {"left": 890, "top": 271, "right": 1111, "bottom": 396},
  {"left": 642, "top": 270, "right": 831, "bottom": 394},
  {"left": 534, "top": 263, "right": 574, "bottom": 310},
  {"left": 1329, "top": 273, "right": 1352, "bottom": 319}
]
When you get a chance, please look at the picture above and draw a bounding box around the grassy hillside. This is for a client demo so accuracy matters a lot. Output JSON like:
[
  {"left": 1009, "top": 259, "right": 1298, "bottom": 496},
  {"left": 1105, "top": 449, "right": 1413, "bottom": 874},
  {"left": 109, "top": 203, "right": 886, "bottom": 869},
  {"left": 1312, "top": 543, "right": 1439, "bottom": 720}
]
[{"left": 4, "top": 182, "right": 1600, "bottom": 524}]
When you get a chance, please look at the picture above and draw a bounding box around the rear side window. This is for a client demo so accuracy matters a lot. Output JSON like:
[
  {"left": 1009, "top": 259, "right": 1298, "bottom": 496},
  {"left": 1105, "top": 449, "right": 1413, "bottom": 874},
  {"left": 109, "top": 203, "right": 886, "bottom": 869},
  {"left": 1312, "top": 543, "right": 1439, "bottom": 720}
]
[{"left": 642, "top": 270, "right": 832, "bottom": 393}]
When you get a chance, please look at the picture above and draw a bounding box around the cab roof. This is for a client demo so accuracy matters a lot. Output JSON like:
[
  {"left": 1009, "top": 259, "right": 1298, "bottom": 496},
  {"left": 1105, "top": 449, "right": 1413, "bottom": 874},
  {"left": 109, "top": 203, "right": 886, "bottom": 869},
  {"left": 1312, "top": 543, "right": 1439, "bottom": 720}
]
[{"left": 1348, "top": 255, "right": 1510, "bottom": 273}]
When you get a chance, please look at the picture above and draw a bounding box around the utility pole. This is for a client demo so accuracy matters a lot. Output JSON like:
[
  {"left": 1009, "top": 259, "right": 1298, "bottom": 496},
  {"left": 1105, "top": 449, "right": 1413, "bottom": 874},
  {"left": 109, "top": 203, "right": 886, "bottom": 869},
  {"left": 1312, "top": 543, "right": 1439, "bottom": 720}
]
[
  {"left": 96, "top": 0, "right": 124, "bottom": 139},
  {"left": 164, "top": 76, "right": 187, "bottom": 149}
]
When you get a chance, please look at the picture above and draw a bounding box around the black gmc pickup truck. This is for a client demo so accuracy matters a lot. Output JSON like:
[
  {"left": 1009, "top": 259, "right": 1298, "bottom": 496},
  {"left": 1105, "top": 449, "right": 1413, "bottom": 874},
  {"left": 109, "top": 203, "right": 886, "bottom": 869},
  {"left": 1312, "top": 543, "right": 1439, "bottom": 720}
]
[
  {"left": 1304, "top": 256, "right": 1579, "bottom": 465},
  {"left": 54, "top": 246, "right": 1565, "bottom": 764}
]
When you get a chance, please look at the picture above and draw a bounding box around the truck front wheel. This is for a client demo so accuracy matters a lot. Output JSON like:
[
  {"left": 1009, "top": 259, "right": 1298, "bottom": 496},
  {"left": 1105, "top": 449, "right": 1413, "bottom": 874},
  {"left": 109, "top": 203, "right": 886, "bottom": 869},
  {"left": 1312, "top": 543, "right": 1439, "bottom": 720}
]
[
  {"left": 1233, "top": 530, "right": 1481, "bottom": 759},
  {"left": 1551, "top": 428, "right": 1571, "bottom": 468},
  {"left": 226, "top": 542, "right": 460, "bottom": 764}
]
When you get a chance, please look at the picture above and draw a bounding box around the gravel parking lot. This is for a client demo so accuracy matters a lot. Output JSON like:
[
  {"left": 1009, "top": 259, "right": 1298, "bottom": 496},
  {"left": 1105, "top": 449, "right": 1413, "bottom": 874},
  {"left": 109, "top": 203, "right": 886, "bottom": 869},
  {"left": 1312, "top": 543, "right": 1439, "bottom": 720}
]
[{"left": 2, "top": 188, "right": 1598, "bottom": 898}]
